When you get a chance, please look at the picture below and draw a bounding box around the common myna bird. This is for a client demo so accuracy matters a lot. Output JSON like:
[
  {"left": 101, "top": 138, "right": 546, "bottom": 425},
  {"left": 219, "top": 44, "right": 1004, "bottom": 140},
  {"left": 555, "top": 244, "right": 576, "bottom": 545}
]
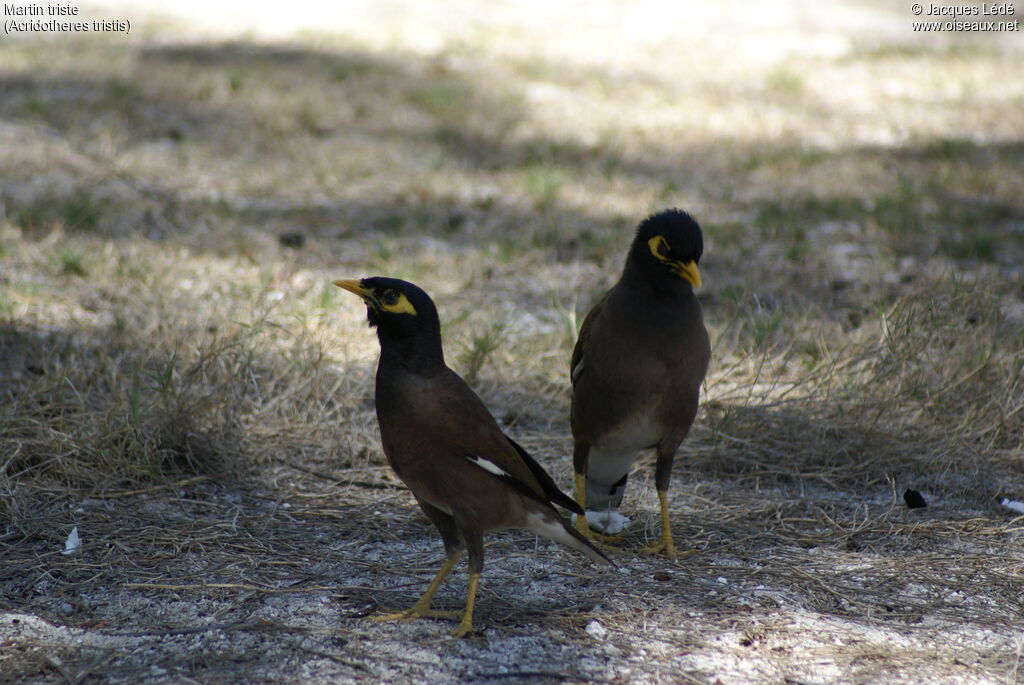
[
  {"left": 335, "top": 277, "right": 612, "bottom": 637},
  {"left": 570, "top": 209, "right": 710, "bottom": 558}
]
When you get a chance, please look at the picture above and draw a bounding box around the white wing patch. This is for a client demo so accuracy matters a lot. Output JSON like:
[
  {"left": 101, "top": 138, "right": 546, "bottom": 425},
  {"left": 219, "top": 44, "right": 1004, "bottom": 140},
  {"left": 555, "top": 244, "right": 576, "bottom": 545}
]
[
  {"left": 571, "top": 359, "right": 585, "bottom": 385},
  {"left": 467, "top": 455, "right": 511, "bottom": 479}
]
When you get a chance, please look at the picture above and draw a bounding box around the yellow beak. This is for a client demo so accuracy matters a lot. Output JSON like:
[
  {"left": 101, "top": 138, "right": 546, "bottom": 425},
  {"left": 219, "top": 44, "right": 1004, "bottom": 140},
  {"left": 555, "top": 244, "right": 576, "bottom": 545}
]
[
  {"left": 674, "top": 261, "right": 702, "bottom": 289},
  {"left": 333, "top": 279, "right": 372, "bottom": 300}
]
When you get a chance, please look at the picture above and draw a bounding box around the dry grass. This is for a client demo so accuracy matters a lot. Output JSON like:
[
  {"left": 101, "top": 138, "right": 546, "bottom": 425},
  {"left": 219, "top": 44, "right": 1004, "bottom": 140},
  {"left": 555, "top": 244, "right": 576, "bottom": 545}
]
[{"left": 2, "top": 1, "right": 1024, "bottom": 682}]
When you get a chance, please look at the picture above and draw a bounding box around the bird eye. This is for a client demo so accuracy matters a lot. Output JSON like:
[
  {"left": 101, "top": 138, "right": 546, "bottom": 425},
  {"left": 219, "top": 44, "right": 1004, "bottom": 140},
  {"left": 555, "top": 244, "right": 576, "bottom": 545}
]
[
  {"left": 648, "top": 235, "right": 671, "bottom": 260},
  {"left": 381, "top": 290, "right": 399, "bottom": 306}
]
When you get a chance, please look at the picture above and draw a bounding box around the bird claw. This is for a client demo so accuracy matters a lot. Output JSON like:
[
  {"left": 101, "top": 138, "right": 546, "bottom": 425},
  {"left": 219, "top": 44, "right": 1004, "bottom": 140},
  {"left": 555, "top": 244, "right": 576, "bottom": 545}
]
[
  {"left": 451, "top": 618, "right": 475, "bottom": 638},
  {"left": 574, "top": 515, "right": 622, "bottom": 546},
  {"left": 373, "top": 608, "right": 461, "bottom": 623},
  {"left": 640, "top": 539, "right": 678, "bottom": 558},
  {"left": 640, "top": 537, "right": 697, "bottom": 560}
]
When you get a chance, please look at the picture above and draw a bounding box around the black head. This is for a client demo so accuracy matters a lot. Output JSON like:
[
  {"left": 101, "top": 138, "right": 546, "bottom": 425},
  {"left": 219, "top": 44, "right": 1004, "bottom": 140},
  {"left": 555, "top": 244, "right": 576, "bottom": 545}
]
[
  {"left": 624, "top": 209, "right": 704, "bottom": 291},
  {"left": 334, "top": 277, "right": 444, "bottom": 369}
]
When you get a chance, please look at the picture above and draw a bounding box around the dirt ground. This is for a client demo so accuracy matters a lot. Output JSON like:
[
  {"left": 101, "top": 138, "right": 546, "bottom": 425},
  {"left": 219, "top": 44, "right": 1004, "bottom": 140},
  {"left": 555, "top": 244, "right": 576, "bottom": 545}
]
[{"left": 2, "top": 0, "right": 1023, "bottom": 683}]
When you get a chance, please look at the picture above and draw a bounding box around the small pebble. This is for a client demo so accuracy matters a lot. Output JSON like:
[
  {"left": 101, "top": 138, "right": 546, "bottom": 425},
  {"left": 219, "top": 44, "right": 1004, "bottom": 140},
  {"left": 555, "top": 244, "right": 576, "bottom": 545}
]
[
  {"left": 279, "top": 232, "right": 306, "bottom": 249},
  {"left": 585, "top": 620, "right": 607, "bottom": 639},
  {"left": 904, "top": 488, "right": 927, "bottom": 509}
]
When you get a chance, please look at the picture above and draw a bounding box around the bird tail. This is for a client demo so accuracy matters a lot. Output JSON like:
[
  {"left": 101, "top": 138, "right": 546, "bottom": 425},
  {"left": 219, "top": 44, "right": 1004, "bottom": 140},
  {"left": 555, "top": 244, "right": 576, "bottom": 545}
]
[{"left": 527, "top": 510, "right": 615, "bottom": 567}]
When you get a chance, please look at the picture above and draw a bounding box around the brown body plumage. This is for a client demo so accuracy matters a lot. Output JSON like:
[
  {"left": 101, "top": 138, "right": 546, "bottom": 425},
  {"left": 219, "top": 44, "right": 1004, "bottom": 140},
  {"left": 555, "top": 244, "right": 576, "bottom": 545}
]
[
  {"left": 570, "top": 209, "right": 711, "bottom": 557},
  {"left": 336, "top": 277, "right": 611, "bottom": 637}
]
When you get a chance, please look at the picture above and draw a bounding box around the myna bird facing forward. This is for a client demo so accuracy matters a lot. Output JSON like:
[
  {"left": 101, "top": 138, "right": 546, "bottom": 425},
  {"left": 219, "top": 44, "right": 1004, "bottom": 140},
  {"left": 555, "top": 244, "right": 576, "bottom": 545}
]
[
  {"left": 335, "top": 277, "right": 612, "bottom": 637},
  {"left": 570, "top": 209, "right": 710, "bottom": 558}
]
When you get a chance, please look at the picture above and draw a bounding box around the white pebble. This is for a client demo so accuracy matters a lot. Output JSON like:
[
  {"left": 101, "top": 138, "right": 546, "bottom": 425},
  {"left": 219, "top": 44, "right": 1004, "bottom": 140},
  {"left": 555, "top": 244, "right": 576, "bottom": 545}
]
[
  {"left": 999, "top": 497, "right": 1024, "bottom": 514},
  {"left": 585, "top": 620, "right": 607, "bottom": 639}
]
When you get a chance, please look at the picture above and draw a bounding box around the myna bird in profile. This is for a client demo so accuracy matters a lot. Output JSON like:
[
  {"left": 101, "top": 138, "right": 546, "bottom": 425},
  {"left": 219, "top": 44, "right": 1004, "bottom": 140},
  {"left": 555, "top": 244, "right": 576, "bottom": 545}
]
[
  {"left": 335, "top": 277, "right": 612, "bottom": 638},
  {"left": 570, "top": 209, "right": 710, "bottom": 558}
]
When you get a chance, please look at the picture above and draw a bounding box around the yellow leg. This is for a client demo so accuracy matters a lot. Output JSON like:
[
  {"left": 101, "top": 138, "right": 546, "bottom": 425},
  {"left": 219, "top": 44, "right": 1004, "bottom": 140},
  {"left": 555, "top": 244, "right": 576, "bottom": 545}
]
[
  {"left": 641, "top": 489, "right": 686, "bottom": 559},
  {"left": 574, "top": 473, "right": 623, "bottom": 544},
  {"left": 574, "top": 472, "right": 587, "bottom": 512},
  {"left": 374, "top": 551, "right": 463, "bottom": 622},
  {"left": 451, "top": 572, "right": 479, "bottom": 638},
  {"left": 573, "top": 472, "right": 590, "bottom": 537}
]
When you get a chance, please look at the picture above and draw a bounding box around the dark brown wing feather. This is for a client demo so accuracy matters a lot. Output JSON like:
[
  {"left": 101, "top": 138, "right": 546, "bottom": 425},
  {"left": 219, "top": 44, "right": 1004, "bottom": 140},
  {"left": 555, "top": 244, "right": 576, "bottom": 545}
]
[
  {"left": 431, "top": 369, "right": 555, "bottom": 504},
  {"left": 505, "top": 437, "right": 583, "bottom": 515},
  {"left": 570, "top": 292, "right": 608, "bottom": 389},
  {"left": 378, "top": 366, "right": 583, "bottom": 513}
]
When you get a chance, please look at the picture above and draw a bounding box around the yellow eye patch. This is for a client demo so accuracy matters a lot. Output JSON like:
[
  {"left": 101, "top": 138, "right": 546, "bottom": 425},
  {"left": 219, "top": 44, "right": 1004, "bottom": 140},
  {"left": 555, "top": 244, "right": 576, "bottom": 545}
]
[
  {"left": 646, "top": 236, "right": 701, "bottom": 288},
  {"left": 648, "top": 235, "right": 670, "bottom": 260},
  {"left": 379, "top": 290, "right": 417, "bottom": 315}
]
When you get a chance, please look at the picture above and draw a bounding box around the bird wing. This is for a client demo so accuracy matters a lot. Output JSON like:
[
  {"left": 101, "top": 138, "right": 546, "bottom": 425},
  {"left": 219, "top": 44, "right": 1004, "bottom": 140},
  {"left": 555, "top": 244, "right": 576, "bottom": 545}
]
[
  {"left": 569, "top": 292, "right": 608, "bottom": 389},
  {"left": 380, "top": 365, "right": 580, "bottom": 515},
  {"left": 503, "top": 436, "right": 583, "bottom": 515},
  {"left": 427, "top": 369, "right": 583, "bottom": 513},
  {"left": 425, "top": 368, "right": 555, "bottom": 501}
]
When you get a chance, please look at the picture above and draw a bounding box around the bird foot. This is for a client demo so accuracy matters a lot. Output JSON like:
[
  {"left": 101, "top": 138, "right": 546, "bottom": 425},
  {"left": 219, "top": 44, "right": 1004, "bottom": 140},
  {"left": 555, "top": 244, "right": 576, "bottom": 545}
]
[
  {"left": 372, "top": 607, "right": 461, "bottom": 623},
  {"left": 640, "top": 539, "right": 678, "bottom": 558},
  {"left": 640, "top": 537, "right": 697, "bottom": 560},
  {"left": 451, "top": 616, "right": 475, "bottom": 638},
  {"left": 591, "top": 530, "right": 624, "bottom": 544},
  {"left": 574, "top": 515, "right": 622, "bottom": 545}
]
